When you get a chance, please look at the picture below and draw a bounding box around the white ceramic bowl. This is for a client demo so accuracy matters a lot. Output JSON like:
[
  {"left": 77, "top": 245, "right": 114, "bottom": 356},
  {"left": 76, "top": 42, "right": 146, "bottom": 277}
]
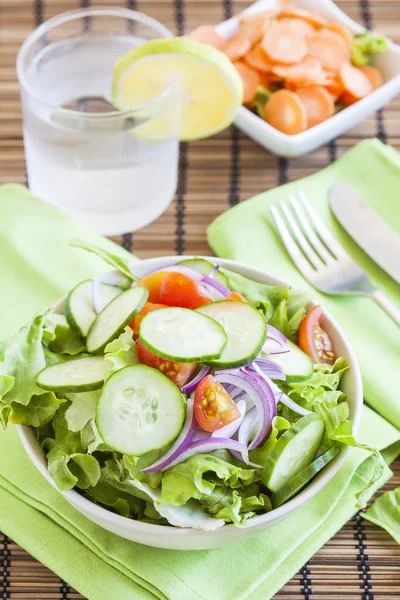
[
  {"left": 17, "top": 256, "right": 362, "bottom": 550},
  {"left": 216, "top": 0, "right": 400, "bottom": 157}
]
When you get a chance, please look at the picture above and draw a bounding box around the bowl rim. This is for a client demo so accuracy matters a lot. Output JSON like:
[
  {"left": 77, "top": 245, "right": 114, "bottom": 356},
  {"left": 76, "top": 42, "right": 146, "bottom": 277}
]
[
  {"left": 17, "top": 255, "right": 363, "bottom": 539},
  {"left": 216, "top": 0, "right": 400, "bottom": 145}
]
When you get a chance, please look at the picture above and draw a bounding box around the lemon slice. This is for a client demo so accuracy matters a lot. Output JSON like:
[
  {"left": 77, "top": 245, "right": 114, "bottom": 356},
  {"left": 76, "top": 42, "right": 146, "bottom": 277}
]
[{"left": 112, "top": 38, "right": 243, "bottom": 141}]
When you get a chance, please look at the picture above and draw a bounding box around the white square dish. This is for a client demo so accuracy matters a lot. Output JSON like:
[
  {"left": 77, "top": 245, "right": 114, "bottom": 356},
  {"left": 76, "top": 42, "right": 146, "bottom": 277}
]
[{"left": 216, "top": 0, "right": 400, "bottom": 156}]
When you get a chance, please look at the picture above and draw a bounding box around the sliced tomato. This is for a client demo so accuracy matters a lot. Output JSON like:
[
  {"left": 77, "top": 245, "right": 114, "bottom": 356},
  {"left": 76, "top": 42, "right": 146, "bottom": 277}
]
[
  {"left": 130, "top": 302, "right": 167, "bottom": 337},
  {"left": 226, "top": 291, "right": 248, "bottom": 302},
  {"left": 194, "top": 374, "right": 241, "bottom": 432},
  {"left": 136, "top": 340, "right": 198, "bottom": 389},
  {"left": 160, "top": 272, "right": 213, "bottom": 309},
  {"left": 298, "top": 305, "right": 336, "bottom": 364},
  {"left": 136, "top": 272, "right": 167, "bottom": 303}
]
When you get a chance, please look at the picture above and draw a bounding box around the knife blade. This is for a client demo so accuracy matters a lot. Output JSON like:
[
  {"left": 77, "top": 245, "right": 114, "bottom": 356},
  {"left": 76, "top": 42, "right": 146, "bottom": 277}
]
[{"left": 329, "top": 182, "right": 400, "bottom": 284}]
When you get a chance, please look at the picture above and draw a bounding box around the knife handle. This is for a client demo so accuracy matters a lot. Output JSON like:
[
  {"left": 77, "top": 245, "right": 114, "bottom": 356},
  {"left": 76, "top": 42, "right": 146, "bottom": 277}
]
[{"left": 372, "top": 291, "right": 400, "bottom": 327}]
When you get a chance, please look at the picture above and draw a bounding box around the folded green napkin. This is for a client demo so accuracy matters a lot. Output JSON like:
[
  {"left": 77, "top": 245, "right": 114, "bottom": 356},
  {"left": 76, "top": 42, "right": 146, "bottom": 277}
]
[
  {"left": 208, "top": 138, "right": 400, "bottom": 431},
  {"left": 0, "top": 181, "right": 399, "bottom": 600}
]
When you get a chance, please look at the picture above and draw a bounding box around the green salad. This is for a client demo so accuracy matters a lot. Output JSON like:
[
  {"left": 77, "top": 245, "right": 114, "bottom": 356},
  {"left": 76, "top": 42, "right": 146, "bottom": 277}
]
[{"left": 0, "top": 243, "right": 385, "bottom": 530}]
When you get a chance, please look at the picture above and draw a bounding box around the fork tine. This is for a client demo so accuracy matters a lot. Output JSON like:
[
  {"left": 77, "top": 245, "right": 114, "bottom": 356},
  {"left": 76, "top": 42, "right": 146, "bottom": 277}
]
[
  {"left": 289, "top": 194, "right": 335, "bottom": 265},
  {"left": 279, "top": 199, "right": 325, "bottom": 270},
  {"left": 270, "top": 205, "right": 315, "bottom": 278},
  {"left": 297, "top": 190, "right": 349, "bottom": 259}
]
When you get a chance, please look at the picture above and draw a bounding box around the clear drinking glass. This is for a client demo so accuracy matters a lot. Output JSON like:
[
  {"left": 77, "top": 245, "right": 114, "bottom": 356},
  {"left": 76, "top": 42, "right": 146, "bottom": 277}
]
[{"left": 17, "top": 8, "right": 180, "bottom": 235}]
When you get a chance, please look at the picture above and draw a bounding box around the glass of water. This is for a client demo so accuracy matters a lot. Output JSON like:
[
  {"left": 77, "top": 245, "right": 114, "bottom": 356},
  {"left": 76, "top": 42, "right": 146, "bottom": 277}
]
[{"left": 17, "top": 8, "right": 180, "bottom": 235}]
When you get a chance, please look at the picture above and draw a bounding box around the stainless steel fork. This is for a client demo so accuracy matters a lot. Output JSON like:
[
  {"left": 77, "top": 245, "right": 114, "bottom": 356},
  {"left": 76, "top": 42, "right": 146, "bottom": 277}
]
[{"left": 270, "top": 190, "right": 400, "bottom": 327}]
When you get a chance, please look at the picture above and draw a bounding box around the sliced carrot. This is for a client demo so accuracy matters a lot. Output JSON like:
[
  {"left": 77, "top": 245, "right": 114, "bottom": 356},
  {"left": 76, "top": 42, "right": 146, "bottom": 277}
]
[
  {"left": 234, "top": 61, "right": 261, "bottom": 104},
  {"left": 261, "top": 22, "right": 308, "bottom": 64},
  {"left": 277, "top": 17, "right": 316, "bottom": 37},
  {"left": 224, "top": 34, "right": 252, "bottom": 62},
  {"left": 264, "top": 89, "right": 307, "bottom": 135},
  {"left": 360, "top": 65, "right": 384, "bottom": 90},
  {"left": 243, "top": 43, "right": 274, "bottom": 72},
  {"left": 277, "top": 8, "right": 327, "bottom": 28},
  {"left": 341, "top": 91, "right": 359, "bottom": 107},
  {"left": 323, "top": 23, "right": 353, "bottom": 46},
  {"left": 296, "top": 86, "right": 335, "bottom": 127},
  {"left": 308, "top": 29, "right": 349, "bottom": 71},
  {"left": 272, "top": 56, "right": 323, "bottom": 85},
  {"left": 340, "top": 61, "right": 373, "bottom": 98},
  {"left": 187, "top": 25, "right": 227, "bottom": 50},
  {"left": 324, "top": 76, "right": 345, "bottom": 101},
  {"left": 238, "top": 11, "right": 271, "bottom": 39},
  {"left": 284, "top": 80, "right": 298, "bottom": 92}
]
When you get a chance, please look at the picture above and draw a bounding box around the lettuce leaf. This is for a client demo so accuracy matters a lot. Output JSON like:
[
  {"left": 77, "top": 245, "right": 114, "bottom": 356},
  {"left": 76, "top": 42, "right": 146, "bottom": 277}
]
[
  {"left": 160, "top": 454, "right": 258, "bottom": 506},
  {"left": 0, "top": 310, "right": 50, "bottom": 427},
  {"left": 9, "top": 392, "right": 61, "bottom": 427},
  {"left": 65, "top": 391, "right": 99, "bottom": 432},
  {"left": 351, "top": 31, "right": 389, "bottom": 66},
  {"left": 69, "top": 238, "right": 136, "bottom": 282},
  {"left": 200, "top": 484, "right": 272, "bottom": 525},
  {"left": 43, "top": 313, "right": 85, "bottom": 355},
  {"left": 104, "top": 327, "right": 138, "bottom": 378},
  {"left": 249, "top": 416, "right": 291, "bottom": 467},
  {"left": 362, "top": 488, "right": 400, "bottom": 544}
]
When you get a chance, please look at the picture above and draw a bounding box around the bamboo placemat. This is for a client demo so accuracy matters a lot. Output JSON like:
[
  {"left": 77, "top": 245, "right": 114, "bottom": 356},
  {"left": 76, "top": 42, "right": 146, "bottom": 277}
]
[{"left": 0, "top": 0, "right": 399, "bottom": 597}]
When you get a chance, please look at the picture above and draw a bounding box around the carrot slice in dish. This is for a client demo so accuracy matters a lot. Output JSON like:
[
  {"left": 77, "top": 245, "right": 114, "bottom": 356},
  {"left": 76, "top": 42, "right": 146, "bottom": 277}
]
[
  {"left": 243, "top": 43, "right": 274, "bottom": 72},
  {"left": 224, "top": 11, "right": 269, "bottom": 61},
  {"left": 277, "top": 17, "right": 316, "bottom": 37},
  {"left": 187, "top": 25, "right": 227, "bottom": 50},
  {"left": 224, "top": 35, "right": 252, "bottom": 62},
  {"left": 360, "top": 65, "right": 383, "bottom": 90},
  {"left": 308, "top": 29, "right": 349, "bottom": 71},
  {"left": 277, "top": 8, "right": 327, "bottom": 28},
  {"left": 323, "top": 23, "right": 353, "bottom": 46},
  {"left": 340, "top": 61, "right": 373, "bottom": 98},
  {"left": 264, "top": 89, "right": 307, "bottom": 134},
  {"left": 296, "top": 86, "right": 335, "bottom": 127},
  {"left": 272, "top": 56, "right": 323, "bottom": 84},
  {"left": 234, "top": 61, "right": 261, "bottom": 104},
  {"left": 261, "top": 22, "right": 308, "bottom": 64}
]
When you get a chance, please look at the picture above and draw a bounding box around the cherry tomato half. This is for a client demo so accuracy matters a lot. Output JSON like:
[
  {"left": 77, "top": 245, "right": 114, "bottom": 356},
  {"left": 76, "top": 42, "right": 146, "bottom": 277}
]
[
  {"left": 298, "top": 305, "right": 335, "bottom": 364},
  {"left": 160, "top": 272, "right": 213, "bottom": 309},
  {"left": 194, "top": 374, "right": 240, "bottom": 432},
  {"left": 136, "top": 272, "right": 167, "bottom": 303},
  {"left": 130, "top": 302, "right": 167, "bottom": 337},
  {"left": 136, "top": 340, "right": 198, "bottom": 389},
  {"left": 226, "top": 291, "right": 248, "bottom": 302}
]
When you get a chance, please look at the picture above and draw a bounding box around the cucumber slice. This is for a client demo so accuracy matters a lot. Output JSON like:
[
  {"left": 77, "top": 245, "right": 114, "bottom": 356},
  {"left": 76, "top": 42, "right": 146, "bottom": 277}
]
[
  {"left": 65, "top": 280, "right": 121, "bottom": 337},
  {"left": 262, "top": 413, "right": 325, "bottom": 492},
  {"left": 196, "top": 301, "right": 266, "bottom": 368},
  {"left": 86, "top": 286, "right": 148, "bottom": 354},
  {"left": 139, "top": 307, "right": 227, "bottom": 363},
  {"left": 96, "top": 364, "right": 185, "bottom": 455},
  {"left": 266, "top": 339, "right": 313, "bottom": 383},
  {"left": 271, "top": 444, "right": 339, "bottom": 508},
  {"left": 37, "top": 356, "right": 108, "bottom": 392},
  {"left": 178, "top": 258, "right": 228, "bottom": 286}
]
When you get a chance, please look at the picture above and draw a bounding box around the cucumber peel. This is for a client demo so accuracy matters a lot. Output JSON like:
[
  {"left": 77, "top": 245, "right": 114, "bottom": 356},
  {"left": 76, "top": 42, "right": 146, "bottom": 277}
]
[{"left": 37, "top": 356, "right": 109, "bottom": 393}]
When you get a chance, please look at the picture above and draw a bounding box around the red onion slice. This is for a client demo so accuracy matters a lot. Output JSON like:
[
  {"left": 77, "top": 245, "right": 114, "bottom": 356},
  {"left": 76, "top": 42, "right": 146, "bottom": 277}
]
[
  {"left": 211, "top": 399, "right": 246, "bottom": 439},
  {"left": 266, "top": 325, "right": 287, "bottom": 347},
  {"left": 181, "top": 365, "right": 211, "bottom": 395},
  {"left": 262, "top": 338, "right": 291, "bottom": 355},
  {"left": 141, "top": 397, "right": 196, "bottom": 473},
  {"left": 139, "top": 264, "right": 231, "bottom": 298},
  {"left": 92, "top": 271, "right": 126, "bottom": 314},
  {"left": 238, "top": 405, "right": 258, "bottom": 447},
  {"left": 215, "top": 370, "right": 276, "bottom": 450},
  {"left": 164, "top": 437, "right": 250, "bottom": 470},
  {"left": 252, "top": 362, "right": 311, "bottom": 417}
]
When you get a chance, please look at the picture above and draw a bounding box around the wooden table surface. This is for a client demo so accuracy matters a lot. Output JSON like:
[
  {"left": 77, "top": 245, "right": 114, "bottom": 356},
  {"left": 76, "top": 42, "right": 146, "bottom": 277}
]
[{"left": 0, "top": 0, "right": 399, "bottom": 598}]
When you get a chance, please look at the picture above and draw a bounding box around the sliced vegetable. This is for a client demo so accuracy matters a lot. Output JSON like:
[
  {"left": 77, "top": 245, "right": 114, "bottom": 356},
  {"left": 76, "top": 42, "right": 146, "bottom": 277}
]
[
  {"left": 277, "top": 7, "right": 327, "bottom": 28},
  {"left": 267, "top": 339, "right": 313, "bottom": 382},
  {"left": 65, "top": 280, "right": 121, "bottom": 338},
  {"left": 261, "top": 22, "right": 308, "bottom": 65},
  {"left": 272, "top": 56, "right": 323, "bottom": 85},
  {"left": 277, "top": 17, "right": 316, "bottom": 37},
  {"left": 308, "top": 29, "right": 349, "bottom": 71},
  {"left": 186, "top": 25, "right": 226, "bottom": 50},
  {"left": 339, "top": 61, "right": 373, "bottom": 99},
  {"left": 163, "top": 437, "right": 250, "bottom": 470},
  {"left": 37, "top": 356, "right": 109, "bottom": 393},
  {"left": 226, "top": 291, "right": 248, "bottom": 302},
  {"left": 96, "top": 364, "right": 185, "bottom": 455},
  {"left": 141, "top": 397, "right": 197, "bottom": 473},
  {"left": 234, "top": 61, "right": 262, "bottom": 104},
  {"left": 86, "top": 286, "right": 148, "bottom": 354},
  {"left": 131, "top": 302, "right": 168, "bottom": 337},
  {"left": 180, "top": 365, "right": 211, "bottom": 395},
  {"left": 197, "top": 301, "right": 266, "bottom": 368},
  {"left": 243, "top": 43, "right": 274, "bottom": 72},
  {"left": 262, "top": 413, "right": 325, "bottom": 492},
  {"left": 177, "top": 258, "right": 229, "bottom": 286},
  {"left": 298, "top": 305, "right": 336, "bottom": 365},
  {"left": 211, "top": 399, "right": 246, "bottom": 438},
  {"left": 136, "top": 272, "right": 167, "bottom": 303},
  {"left": 139, "top": 307, "right": 227, "bottom": 363},
  {"left": 264, "top": 89, "right": 307, "bottom": 135},
  {"left": 271, "top": 444, "right": 339, "bottom": 507},
  {"left": 160, "top": 272, "right": 213, "bottom": 309},
  {"left": 296, "top": 86, "right": 335, "bottom": 128},
  {"left": 136, "top": 340, "right": 198, "bottom": 389},
  {"left": 360, "top": 65, "right": 384, "bottom": 90},
  {"left": 194, "top": 374, "right": 241, "bottom": 432}
]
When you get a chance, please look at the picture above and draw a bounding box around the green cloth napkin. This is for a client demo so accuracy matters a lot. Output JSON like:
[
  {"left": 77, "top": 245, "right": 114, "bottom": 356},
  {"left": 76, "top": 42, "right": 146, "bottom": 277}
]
[
  {"left": 208, "top": 138, "right": 400, "bottom": 431},
  {"left": 0, "top": 180, "right": 399, "bottom": 600}
]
